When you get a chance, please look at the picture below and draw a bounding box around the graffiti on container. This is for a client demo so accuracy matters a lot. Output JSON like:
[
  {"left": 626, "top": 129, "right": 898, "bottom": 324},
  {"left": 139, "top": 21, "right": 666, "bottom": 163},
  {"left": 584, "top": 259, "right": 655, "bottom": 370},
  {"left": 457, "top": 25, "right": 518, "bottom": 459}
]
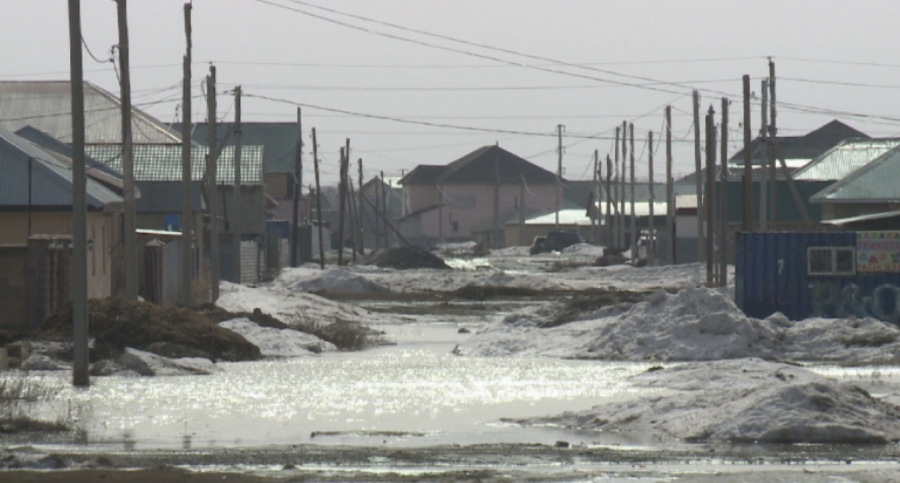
[{"left": 809, "top": 281, "right": 900, "bottom": 324}]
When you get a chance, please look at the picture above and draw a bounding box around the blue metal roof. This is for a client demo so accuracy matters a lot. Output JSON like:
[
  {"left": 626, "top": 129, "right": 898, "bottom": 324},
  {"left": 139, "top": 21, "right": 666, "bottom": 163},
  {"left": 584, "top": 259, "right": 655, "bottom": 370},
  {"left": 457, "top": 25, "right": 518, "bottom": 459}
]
[{"left": 0, "top": 129, "right": 122, "bottom": 209}]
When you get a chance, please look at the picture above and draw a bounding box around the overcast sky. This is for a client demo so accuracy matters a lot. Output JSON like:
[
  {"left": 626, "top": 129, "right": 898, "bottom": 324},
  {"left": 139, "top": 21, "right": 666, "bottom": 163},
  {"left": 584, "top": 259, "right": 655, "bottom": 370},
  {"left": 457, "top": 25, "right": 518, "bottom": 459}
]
[{"left": 5, "top": 0, "right": 900, "bottom": 184}]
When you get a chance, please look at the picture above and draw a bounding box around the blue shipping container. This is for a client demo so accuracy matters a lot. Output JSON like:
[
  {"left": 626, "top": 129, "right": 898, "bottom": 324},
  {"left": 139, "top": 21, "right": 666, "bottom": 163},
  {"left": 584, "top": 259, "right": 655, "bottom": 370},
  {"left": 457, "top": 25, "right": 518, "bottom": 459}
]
[{"left": 736, "top": 232, "right": 900, "bottom": 324}]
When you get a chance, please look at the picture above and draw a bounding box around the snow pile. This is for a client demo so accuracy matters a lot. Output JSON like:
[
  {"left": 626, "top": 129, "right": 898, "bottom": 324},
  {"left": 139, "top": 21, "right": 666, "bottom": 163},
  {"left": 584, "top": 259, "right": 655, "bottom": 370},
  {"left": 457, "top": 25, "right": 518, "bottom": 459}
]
[
  {"left": 515, "top": 359, "right": 900, "bottom": 444},
  {"left": 219, "top": 318, "right": 336, "bottom": 357},
  {"left": 117, "top": 348, "right": 221, "bottom": 376},
  {"left": 456, "top": 286, "right": 900, "bottom": 364},
  {"left": 288, "top": 268, "right": 390, "bottom": 294},
  {"left": 217, "top": 282, "right": 395, "bottom": 329},
  {"left": 489, "top": 246, "right": 531, "bottom": 257},
  {"left": 561, "top": 243, "right": 605, "bottom": 258},
  {"left": 432, "top": 241, "right": 480, "bottom": 257}
]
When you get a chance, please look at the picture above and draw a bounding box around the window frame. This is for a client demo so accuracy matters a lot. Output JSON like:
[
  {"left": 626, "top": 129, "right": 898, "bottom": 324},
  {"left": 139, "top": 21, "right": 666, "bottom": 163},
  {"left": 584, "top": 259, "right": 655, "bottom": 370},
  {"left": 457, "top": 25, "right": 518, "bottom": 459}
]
[{"left": 807, "top": 246, "right": 856, "bottom": 276}]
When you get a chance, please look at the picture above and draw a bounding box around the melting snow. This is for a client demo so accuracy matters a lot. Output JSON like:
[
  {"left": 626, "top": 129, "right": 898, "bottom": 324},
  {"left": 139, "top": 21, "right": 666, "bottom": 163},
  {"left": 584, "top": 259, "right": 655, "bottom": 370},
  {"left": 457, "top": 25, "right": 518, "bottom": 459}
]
[{"left": 219, "top": 318, "right": 336, "bottom": 358}]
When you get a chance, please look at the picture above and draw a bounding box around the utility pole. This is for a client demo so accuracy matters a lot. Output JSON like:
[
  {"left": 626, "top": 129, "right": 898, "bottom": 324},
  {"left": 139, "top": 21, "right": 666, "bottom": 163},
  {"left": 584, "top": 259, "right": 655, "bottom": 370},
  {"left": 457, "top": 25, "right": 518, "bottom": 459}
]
[
  {"left": 519, "top": 175, "right": 526, "bottom": 246},
  {"left": 180, "top": 2, "right": 193, "bottom": 305},
  {"left": 768, "top": 62, "right": 777, "bottom": 226},
  {"left": 555, "top": 124, "right": 564, "bottom": 229},
  {"left": 705, "top": 105, "right": 716, "bottom": 286},
  {"left": 620, "top": 121, "right": 627, "bottom": 249},
  {"left": 760, "top": 79, "right": 769, "bottom": 232},
  {"left": 206, "top": 66, "right": 219, "bottom": 300},
  {"left": 337, "top": 147, "right": 347, "bottom": 266},
  {"left": 347, "top": 169, "right": 359, "bottom": 262},
  {"left": 720, "top": 97, "right": 729, "bottom": 287},
  {"left": 648, "top": 131, "right": 655, "bottom": 265},
  {"left": 437, "top": 186, "right": 443, "bottom": 243},
  {"left": 291, "top": 108, "right": 302, "bottom": 267},
  {"left": 665, "top": 106, "right": 674, "bottom": 265},
  {"left": 357, "top": 159, "right": 364, "bottom": 255},
  {"left": 68, "top": 0, "right": 89, "bottom": 387},
  {"left": 312, "top": 128, "right": 324, "bottom": 269},
  {"left": 593, "top": 149, "right": 600, "bottom": 244},
  {"left": 232, "top": 86, "right": 242, "bottom": 284},
  {"left": 493, "top": 142, "right": 501, "bottom": 248},
  {"left": 613, "top": 126, "right": 621, "bottom": 249},
  {"left": 605, "top": 155, "right": 612, "bottom": 248},
  {"left": 116, "top": 0, "right": 136, "bottom": 301},
  {"left": 380, "top": 171, "right": 389, "bottom": 247},
  {"left": 693, "top": 90, "right": 704, "bottom": 264},
  {"left": 741, "top": 75, "right": 753, "bottom": 233},
  {"left": 629, "top": 123, "right": 636, "bottom": 260}
]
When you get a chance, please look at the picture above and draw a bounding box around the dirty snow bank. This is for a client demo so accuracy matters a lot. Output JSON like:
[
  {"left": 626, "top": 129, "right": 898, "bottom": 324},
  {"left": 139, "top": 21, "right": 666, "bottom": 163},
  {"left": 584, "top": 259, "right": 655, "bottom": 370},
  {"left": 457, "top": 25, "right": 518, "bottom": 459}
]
[
  {"left": 513, "top": 359, "right": 900, "bottom": 444},
  {"left": 219, "top": 317, "right": 336, "bottom": 357},
  {"left": 217, "top": 281, "right": 394, "bottom": 328},
  {"left": 286, "top": 268, "right": 390, "bottom": 294},
  {"left": 561, "top": 243, "right": 605, "bottom": 258},
  {"left": 117, "top": 348, "right": 220, "bottom": 376},
  {"left": 456, "top": 286, "right": 900, "bottom": 364}
]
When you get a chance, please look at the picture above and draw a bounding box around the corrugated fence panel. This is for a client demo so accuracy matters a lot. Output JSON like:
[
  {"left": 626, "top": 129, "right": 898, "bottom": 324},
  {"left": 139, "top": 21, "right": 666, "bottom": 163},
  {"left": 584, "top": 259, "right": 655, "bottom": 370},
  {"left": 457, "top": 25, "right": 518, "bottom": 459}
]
[{"left": 737, "top": 232, "right": 856, "bottom": 320}]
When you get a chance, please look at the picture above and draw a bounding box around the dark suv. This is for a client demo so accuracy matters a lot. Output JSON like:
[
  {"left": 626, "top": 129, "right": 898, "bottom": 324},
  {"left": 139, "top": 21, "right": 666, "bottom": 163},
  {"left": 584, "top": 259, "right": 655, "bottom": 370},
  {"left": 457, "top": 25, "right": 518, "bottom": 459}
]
[{"left": 530, "top": 230, "right": 587, "bottom": 255}]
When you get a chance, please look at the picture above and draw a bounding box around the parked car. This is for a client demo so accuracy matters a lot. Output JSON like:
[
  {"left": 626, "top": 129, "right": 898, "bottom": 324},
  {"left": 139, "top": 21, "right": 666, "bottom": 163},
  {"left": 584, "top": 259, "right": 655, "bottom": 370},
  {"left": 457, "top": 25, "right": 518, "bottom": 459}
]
[{"left": 530, "top": 230, "right": 588, "bottom": 255}]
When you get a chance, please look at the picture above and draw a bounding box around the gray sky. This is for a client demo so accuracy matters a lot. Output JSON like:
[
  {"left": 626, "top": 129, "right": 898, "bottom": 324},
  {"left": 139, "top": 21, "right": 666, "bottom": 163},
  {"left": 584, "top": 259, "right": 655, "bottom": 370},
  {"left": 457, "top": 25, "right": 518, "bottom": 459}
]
[{"left": 5, "top": 0, "right": 900, "bottom": 184}]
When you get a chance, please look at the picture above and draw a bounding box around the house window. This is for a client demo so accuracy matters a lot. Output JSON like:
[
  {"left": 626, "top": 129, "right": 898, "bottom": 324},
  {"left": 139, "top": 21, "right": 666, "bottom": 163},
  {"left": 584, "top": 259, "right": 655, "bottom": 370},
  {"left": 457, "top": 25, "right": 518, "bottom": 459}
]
[
  {"left": 808, "top": 247, "right": 855, "bottom": 276},
  {"left": 452, "top": 221, "right": 459, "bottom": 233}
]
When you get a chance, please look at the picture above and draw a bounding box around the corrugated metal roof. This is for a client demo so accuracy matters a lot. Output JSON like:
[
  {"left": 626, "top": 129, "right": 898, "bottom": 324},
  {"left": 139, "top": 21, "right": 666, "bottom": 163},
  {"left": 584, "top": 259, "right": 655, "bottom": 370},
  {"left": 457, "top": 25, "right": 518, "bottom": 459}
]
[
  {"left": 0, "top": 81, "right": 183, "bottom": 144},
  {"left": 793, "top": 138, "right": 900, "bottom": 181},
  {"left": 178, "top": 122, "right": 298, "bottom": 174},
  {"left": 83, "top": 144, "right": 264, "bottom": 185},
  {"left": 0, "top": 129, "right": 122, "bottom": 209},
  {"left": 811, "top": 147, "right": 900, "bottom": 203},
  {"left": 821, "top": 209, "right": 900, "bottom": 226}
]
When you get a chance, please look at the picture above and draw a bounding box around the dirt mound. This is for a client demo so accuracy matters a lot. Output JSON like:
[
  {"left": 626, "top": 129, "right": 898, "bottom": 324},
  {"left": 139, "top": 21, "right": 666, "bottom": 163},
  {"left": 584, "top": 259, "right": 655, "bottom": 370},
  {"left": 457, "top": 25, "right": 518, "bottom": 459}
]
[
  {"left": 197, "top": 304, "right": 288, "bottom": 330},
  {"left": 454, "top": 285, "right": 539, "bottom": 301},
  {"left": 361, "top": 247, "right": 451, "bottom": 270},
  {"left": 541, "top": 288, "right": 649, "bottom": 328},
  {"left": 42, "top": 299, "right": 262, "bottom": 362}
]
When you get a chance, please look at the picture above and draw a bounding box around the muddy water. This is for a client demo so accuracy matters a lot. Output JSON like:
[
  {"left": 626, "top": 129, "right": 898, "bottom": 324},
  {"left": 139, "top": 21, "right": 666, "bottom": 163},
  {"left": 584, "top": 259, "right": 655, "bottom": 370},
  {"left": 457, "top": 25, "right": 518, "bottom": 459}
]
[{"left": 41, "top": 323, "right": 662, "bottom": 450}]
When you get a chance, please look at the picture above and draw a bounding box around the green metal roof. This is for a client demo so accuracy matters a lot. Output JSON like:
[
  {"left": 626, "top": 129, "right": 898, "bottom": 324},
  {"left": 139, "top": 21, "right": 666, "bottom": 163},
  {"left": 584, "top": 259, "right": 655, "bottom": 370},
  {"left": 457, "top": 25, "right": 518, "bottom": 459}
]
[
  {"left": 84, "top": 144, "right": 264, "bottom": 185},
  {"left": 178, "top": 122, "right": 298, "bottom": 174},
  {"left": 793, "top": 138, "right": 900, "bottom": 181},
  {"left": 811, "top": 147, "right": 900, "bottom": 203}
]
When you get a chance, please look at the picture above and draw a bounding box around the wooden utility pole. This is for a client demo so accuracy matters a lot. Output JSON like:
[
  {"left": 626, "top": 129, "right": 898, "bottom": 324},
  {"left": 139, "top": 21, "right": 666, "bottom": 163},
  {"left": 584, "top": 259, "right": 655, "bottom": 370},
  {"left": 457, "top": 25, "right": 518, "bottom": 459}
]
[
  {"left": 519, "top": 174, "right": 526, "bottom": 246},
  {"left": 720, "top": 97, "right": 729, "bottom": 287},
  {"left": 629, "top": 123, "right": 636, "bottom": 259},
  {"left": 693, "top": 90, "right": 704, "bottom": 263},
  {"left": 760, "top": 79, "right": 769, "bottom": 231},
  {"left": 291, "top": 108, "right": 302, "bottom": 267},
  {"left": 648, "top": 131, "right": 655, "bottom": 265},
  {"left": 665, "top": 106, "right": 674, "bottom": 265},
  {"left": 206, "top": 66, "right": 220, "bottom": 300},
  {"left": 68, "top": 0, "right": 89, "bottom": 387},
  {"left": 337, "top": 147, "right": 347, "bottom": 266},
  {"left": 613, "top": 126, "right": 621, "bottom": 249},
  {"left": 312, "top": 128, "right": 324, "bottom": 268},
  {"left": 358, "top": 159, "right": 364, "bottom": 255},
  {"left": 620, "top": 121, "right": 627, "bottom": 249},
  {"left": 768, "top": 66, "right": 777, "bottom": 226},
  {"left": 741, "top": 75, "right": 753, "bottom": 233},
  {"left": 180, "top": 2, "right": 193, "bottom": 305},
  {"left": 380, "top": 171, "right": 389, "bottom": 247},
  {"left": 705, "top": 105, "right": 716, "bottom": 285},
  {"left": 555, "top": 124, "right": 563, "bottom": 229},
  {"left": 436, "top": 186, "right": 443, "bottom": 243},
  {"left": 231, "top": 86, "right": 243, "bottom": 283},
  {"left": 593, "top": 149, "right": 600, "bottom": 243},
  {"left": 116, "top": 0, "right": 136, "bottom": 300},
  {"left": 493, "top": 142, "right": 501, "bottom": 248},
  {"left": 347, "top": 171, "right": 359, "bottom": 262},
  {"left": 605, "top": 155, "right": 613, "bottom": 248}
]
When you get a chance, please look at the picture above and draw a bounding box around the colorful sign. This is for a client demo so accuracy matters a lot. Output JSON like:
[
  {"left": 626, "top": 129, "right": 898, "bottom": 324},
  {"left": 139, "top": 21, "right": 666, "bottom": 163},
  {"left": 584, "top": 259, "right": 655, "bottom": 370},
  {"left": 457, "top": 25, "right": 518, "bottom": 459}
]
[{"left": 857, "top": 231, "right": 900, "bottom": 272}]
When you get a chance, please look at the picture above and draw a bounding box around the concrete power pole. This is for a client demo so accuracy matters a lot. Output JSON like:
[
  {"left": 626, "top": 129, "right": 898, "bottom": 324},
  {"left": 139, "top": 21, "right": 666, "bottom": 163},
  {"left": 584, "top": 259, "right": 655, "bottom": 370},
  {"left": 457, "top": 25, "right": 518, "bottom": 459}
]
[
  {"left": 555, "top": 125, "right": 564, "bottom": 229},
  {"left": 68, "top": 0, "right": 89, "bottom": 387},
  {"left": 232, "top": 86, "right": 243, "bottom": 283},
  {"left": 648, "top": 131, "right": 655, "bottom": 265},
  {"left": 693, "top": 90, "right": 704, "bottom": 264},
  {"left": 180, "top": 2, "right": 193, "bottom": 306},
  {"left": 116, "top": 0, "right": 137, "bottom": 301},
  {"left": 291, "top": 108, "right": 302, "bottom": 267},
  {"left": 705, "top": 105, "right": 716, "bottom": 286},
  {"left": 720, "top": 97, "right": 729, "bottom": 287},
  {"left": 665, "top": 106, "right": 674, "bottom": 265},
  {"left": 312, "top": 129, "right": 324, "bottom": 269},
  {"left": 629, "top": 123, "right": 636, "bottom": 260}
]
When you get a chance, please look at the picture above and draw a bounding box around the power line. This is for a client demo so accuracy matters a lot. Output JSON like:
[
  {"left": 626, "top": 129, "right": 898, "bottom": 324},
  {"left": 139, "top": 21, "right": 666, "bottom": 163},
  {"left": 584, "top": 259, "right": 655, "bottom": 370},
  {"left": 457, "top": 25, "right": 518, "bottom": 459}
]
[{"left": 219, "top": 78, "right": 746, "bottom": 92}]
